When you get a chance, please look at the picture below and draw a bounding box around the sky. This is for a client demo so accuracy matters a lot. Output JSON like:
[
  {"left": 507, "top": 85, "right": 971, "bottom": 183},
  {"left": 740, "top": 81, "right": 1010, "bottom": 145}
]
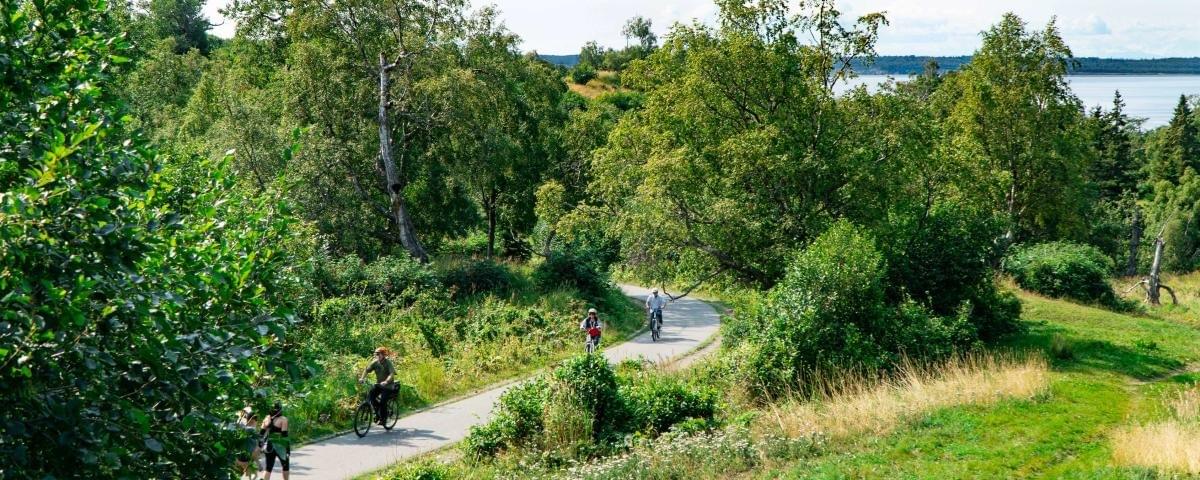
[{"left": 203, "top": 0, "right": 1200, "bottom": 58}]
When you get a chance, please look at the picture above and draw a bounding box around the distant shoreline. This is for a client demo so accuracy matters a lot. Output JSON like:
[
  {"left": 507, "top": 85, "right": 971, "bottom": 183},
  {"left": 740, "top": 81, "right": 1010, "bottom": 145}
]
[{"left": 539, "top": 54, "right": 1200, "bottom": 76}]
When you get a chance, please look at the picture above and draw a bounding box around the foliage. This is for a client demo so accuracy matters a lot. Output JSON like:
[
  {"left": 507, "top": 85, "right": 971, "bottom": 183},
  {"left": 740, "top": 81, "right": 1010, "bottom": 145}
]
[
  {"left": 0, "top": 2, "right": 299, "bottom": 477},
  {"left": 592, "top": 0, "right": 903, "bottom": 286},
  {"left": 464, "top": 355, "right": 717, "bottom": 460},
  {"left": 724, "top": 222, "right": 990, "bottom": 398},
  {"left": 438, "top": 259, "right": 516, "bottom": 298},
  {"left": 937, "top": 14, "right": 1090, "bottom": 242},
  {"left": 1147, "top": 95, "right": 1200, "bottom": 185},
  {"left": 533, "top": 252, "right": 611, "bottom": 299},
  {"left": 621, "top": 374, "right": 718, "bottom": 435},
  {"left": 1004, "top": 241, "right": 1123, "bottom": 307},
  {"left": 570, "top": 62, "right": 598, "bottom": 85}
]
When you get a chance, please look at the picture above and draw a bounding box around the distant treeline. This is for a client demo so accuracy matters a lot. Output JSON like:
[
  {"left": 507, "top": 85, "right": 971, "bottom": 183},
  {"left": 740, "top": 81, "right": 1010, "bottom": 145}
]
[{"left": 540, "top": 53, "right": 1200, "bottom": 75}]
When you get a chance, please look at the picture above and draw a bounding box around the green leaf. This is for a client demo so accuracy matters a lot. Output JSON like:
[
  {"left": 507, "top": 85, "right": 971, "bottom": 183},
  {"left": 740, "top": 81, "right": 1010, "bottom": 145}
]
[{"left": 144, "top": 437, "right": 163, "bottom": 452}]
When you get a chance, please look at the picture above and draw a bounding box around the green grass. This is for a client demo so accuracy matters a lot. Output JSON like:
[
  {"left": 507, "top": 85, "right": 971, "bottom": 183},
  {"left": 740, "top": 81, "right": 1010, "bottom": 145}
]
[
  {"left": 758, "top": 291, "right": 1200, "bottom": 479},
  {"left": 288, "top": 265, "right": 643, "bottom": 444}
]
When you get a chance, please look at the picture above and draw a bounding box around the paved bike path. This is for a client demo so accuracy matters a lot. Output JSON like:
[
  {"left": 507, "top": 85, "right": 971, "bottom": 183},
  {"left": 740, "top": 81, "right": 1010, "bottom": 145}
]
[{"left": 288, "top": 285, "right": 721, "bottom": 479}]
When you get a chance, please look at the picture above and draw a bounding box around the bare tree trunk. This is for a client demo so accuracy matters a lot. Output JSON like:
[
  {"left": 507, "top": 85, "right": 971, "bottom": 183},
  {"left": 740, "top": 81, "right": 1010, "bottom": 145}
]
[
  {"left": 1125, "top": 206, "right": 1142, "bottom": 277},
  {"left": 1148, "top": 226, "right": 1166, "bottom": 306},
  {"left": 486, "top": 189, "right": 497, "bottom": 259},
  {"left": 378, "top": 54, "right": 428, "bottom": 262}
]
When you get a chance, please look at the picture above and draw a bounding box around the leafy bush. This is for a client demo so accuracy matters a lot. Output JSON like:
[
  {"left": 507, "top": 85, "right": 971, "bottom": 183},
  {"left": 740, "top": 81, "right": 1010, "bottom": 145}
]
[
  {"left": 596, "top": 90, "right": 645, "bottom": 111},
  {"left": 725, "top": 221, "right": 988, "bottom": 398},
  {"left": 463, "top": 354, "right": 716, "bottom": 459},
  {"left": 464, "top": 376, "right": 549, "bottom": 458},
  {"left": 1004, "top": 241, "right": 1120, "bottom": 307},
  {"left": 881, "top": 204, "right": 1002, "bottom": 315},
  {"left": 622, "top": 375, "right": 717, "bottom": 434},
  {"left": 312, "top": 254, "right": 439, "bottom": 305},
  {"left": 533, "top": 252, "right": 610, "bottom": 299},
  {"left": 438, "top": 259, "right": 515, "bottom": 298},
  {"left": 570, "top": 62, "right": 598, "bottom": 85}
]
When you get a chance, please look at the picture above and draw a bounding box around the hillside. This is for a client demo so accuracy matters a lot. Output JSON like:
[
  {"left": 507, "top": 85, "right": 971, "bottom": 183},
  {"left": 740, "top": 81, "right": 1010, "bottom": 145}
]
[{"left": 368, "top": 286, "right": 1200, "bottom": 478}]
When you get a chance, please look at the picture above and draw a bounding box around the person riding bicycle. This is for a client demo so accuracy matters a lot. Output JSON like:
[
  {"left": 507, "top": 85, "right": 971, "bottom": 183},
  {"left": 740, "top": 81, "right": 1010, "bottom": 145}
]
[
  {"left": 359, "top": 347, "right": 397, "bottom": 426},
  {"left": 646, "top": 288, "right": 668, "bottom": 329},
  {"left": 580, "top": 308, "right": 603, "bottom": 349}
]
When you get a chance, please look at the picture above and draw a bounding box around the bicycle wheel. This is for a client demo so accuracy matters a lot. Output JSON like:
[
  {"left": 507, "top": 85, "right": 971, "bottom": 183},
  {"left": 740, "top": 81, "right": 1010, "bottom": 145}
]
[
  {"left": 384, "top": 395, "right": 401, "bottom": 431},
  {"left": 353, "top": 402, "right": 373, "bottom": 438}
]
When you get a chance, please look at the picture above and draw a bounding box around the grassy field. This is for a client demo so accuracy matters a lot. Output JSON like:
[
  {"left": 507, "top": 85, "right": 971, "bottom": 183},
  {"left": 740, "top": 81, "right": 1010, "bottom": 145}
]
[
  {"left": 566, "top": 70, "right": 624, "bottom": 98},
  {"left": 755, "top": 291, "right": 1200, "bottom": 478}
]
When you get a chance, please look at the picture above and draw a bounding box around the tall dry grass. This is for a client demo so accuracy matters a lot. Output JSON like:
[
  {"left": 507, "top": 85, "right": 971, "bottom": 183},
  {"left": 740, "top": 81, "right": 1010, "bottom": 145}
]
[
  {"left": 1112, "top": 385, "right": 1200, "bottom": 474},
  {"left": 761, "top": 352, "right": 1050, "bottom": 439}
]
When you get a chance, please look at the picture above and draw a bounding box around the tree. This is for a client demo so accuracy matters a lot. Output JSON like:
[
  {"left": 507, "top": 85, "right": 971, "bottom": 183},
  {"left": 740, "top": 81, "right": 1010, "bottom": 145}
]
[
  {"left": 137, "top": 0, "right": 213, "bottom": 54},
  {"left": 939, "top": 13, "right": 1089, "bottom": 244},
  {"left": 431, "top": 8, "right": 565, "bottom": 258},
  {"left": 0, "top": 2, "right": 300, "bottom": 476},
  {"left": 622, "top": 15, "right": 656, "bottom": 51},
  {"left": 1149, "top": 95, "right": 1200, "bottom": 184},
  {"left": 226, "top": 0, "right": 476, "bottom": 260},
  {"left": 591, "top": 0, "right": 892, "bottom": 286},
  {"left": 1089, "top": 91, "right": 1141, "bottom": 200}
]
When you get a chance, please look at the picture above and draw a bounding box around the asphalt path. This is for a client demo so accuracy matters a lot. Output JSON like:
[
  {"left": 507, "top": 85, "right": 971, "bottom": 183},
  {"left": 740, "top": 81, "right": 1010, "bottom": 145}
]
[{"left": 287, "top": 284, "right": 721, "bottom": 479}]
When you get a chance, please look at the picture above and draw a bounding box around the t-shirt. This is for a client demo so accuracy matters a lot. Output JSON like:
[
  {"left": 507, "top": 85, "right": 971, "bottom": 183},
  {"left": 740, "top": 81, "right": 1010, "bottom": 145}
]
[
  {"left": 646, "top": 294, "right": 668, "bottom": 310},
  {"left": 365, "top": 358, "right": 396, "bottom": 385}
]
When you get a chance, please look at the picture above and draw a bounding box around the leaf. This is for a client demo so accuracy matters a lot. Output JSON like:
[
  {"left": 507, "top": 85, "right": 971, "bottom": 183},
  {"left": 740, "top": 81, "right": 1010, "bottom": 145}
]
[{"left": 144, "top": 437, "right": 163, "bottom": 452}]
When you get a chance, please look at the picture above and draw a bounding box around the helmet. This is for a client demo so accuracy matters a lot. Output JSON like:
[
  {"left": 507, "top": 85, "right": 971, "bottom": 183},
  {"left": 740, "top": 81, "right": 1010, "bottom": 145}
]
[
  {"left": 587, "top": 308, "right": 598, "bottom": 314},
  {"left": 270, "top": 402, "right": 282, "bottom": 416},
  {"left": 374, "top": 346, "right": 391, "bottom": 357},
  {"left": 652, "top": 288, "right": 659, "bottom": 293}
]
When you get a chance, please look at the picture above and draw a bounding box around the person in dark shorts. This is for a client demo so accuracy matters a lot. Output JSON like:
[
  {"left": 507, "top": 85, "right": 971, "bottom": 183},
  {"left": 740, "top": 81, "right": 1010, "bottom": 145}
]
[{"left": 259, "top": 402, "right": 290, "bottom": 480}]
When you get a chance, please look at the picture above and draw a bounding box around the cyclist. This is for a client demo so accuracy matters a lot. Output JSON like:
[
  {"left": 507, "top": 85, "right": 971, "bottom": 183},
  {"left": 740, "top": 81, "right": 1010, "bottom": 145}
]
[
  {"left": 259, "top": 402, "right": 290, "bottom": 480},
  {"left": 359, "top": 347, "right": 397, "bottom": 426},
  {"left": 580, "top": 308, "right": 602, "bottom": 352},
  {"left": 646, "top": 288, "right": 668, "bottom": 332}
]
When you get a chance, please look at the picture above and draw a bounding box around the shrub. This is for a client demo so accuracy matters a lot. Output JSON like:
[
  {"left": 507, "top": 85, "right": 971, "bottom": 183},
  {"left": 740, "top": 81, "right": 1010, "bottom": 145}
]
[
  {"left": 1004, "top": 241, "right": 1120, "bottom": 307},
  {"left": 596, "top": 90, "right": 644, "bottom": 111},
  {"left": 622, "top": 375, "right": 717, "bottom": 434},
  {"left": 313, "top": 254, "right": 440, "bottom": 305},
  {"left": 438, "top": 259, "right": 515, "bottom": 298},
  {"left": 463, "top": 376, "right": 550, "bottom": 458},
  {"left": 726, "top": 221, "right": 993, "bottom": 399},
  {"left": 570, "top": 62, "right": 598, "bottom": 85},
  {"left": 533, "top": 253, "right": 609, "bottom": 299}
]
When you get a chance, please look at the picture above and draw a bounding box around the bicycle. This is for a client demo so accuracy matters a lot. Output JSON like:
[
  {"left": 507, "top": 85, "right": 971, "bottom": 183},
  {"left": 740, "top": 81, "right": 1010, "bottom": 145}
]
[
  {"left": 353, "top": 380, "right": 401, "bottom": 438},
  {"left": 585, "top": 327, "right": 601, "bottom": 354},
  {"left": 649, "top": 308, "right": 663, "bottom": 342}
]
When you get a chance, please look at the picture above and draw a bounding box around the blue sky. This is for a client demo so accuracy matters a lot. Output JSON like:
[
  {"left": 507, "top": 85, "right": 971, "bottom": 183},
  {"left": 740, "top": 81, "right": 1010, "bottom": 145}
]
[{"left": 204, "top": 0, "right": 1200, "bottom": 58}]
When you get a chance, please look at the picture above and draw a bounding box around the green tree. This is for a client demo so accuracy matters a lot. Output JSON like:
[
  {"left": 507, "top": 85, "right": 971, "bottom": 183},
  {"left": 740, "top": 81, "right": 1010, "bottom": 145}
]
[
  {"left": 431, "top": 8, "right": 566, "bottom": 258},
  {"left": 622, "top": 15, "right": 656, "bottom": 51},
  {"left": 1149, "top": 95, "right": 1200, "bottom": 184},
  {"left": 137, "top": 0, "right": 213, "bottom": 54},
  {"left": 939, "top": 13, "right": 1089, "bottom": 243},
  {"left": 1088, "top": 91, "right": 1142, "bottom": 200},
  {"left": 591, "top": 0, "right": 891, "bottom": 286},
  {"left": 225, "top": 0, "right": 480, "bottom": 259},
  {"left": 0, "top": 2, "right": 299, "bottom": 476}
]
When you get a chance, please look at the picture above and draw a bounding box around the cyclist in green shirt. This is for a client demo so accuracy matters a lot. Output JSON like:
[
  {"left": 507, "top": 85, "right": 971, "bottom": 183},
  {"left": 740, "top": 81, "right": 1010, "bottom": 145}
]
[{"left": 359, "top": 347, "right": 397, "bottom": 425}]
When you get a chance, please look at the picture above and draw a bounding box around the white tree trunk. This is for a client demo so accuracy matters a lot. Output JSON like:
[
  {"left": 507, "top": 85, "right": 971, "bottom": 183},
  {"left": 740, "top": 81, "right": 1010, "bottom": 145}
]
[{"left": 378, "top": 54, "right": 428, "bottom": 262}]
